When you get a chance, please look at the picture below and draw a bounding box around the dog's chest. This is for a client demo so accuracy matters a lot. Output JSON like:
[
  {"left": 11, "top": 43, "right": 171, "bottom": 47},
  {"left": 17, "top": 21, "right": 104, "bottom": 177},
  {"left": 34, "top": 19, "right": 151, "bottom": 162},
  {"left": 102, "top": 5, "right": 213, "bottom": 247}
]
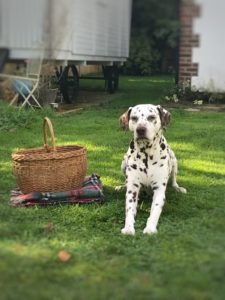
[{"left": 126, "top": 142, "right": 172, "bottom": 185}]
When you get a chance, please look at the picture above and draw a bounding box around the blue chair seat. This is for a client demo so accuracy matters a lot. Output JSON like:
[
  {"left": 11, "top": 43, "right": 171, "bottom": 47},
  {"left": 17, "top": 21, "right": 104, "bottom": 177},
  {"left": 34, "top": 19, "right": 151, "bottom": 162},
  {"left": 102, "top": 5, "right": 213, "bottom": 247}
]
[{"left": 12, "top": 79, "right": 32, "bottom": 96}]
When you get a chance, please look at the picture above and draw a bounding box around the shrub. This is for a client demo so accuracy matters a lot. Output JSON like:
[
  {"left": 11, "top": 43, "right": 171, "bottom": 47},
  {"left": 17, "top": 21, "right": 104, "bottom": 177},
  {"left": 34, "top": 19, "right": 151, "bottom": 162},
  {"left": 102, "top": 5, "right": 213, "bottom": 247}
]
[
  {"left": 120, "top": 35, "right": 160, "bottom": 76},
  {"left": 0, "top": 101, "right": 55, "bottom": 131},
  {"left": 164, "top": 81, "right": 225, "bottom": 104}
]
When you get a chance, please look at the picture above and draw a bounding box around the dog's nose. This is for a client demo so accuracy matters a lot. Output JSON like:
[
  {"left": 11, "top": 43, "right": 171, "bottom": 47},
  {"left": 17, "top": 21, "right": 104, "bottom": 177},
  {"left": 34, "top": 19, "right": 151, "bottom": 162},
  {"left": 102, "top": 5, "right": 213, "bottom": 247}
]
[{"left": 136, "top": 127, "right": 146, "bottom": 137}]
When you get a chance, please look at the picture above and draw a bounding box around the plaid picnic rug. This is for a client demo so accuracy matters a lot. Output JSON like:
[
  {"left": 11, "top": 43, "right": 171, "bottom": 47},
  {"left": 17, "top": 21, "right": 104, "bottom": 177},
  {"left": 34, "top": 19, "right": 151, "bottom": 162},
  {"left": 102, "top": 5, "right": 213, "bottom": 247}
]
[{"left": 10, "top": 174, "right": 104, "bottom": 207}]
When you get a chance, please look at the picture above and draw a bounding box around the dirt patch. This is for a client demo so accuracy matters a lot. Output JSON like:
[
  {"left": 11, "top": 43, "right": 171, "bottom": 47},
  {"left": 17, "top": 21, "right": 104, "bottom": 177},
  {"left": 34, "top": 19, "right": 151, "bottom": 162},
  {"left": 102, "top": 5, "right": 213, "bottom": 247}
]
[{"left": 54, "top": 89, "right": 120, "bottom": 113}]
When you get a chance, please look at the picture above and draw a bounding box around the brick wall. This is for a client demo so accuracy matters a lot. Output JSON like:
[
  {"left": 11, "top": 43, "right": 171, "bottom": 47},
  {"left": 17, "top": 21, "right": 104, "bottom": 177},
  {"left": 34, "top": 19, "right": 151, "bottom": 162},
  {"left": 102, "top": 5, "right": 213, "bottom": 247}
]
[{"left": 178, "top": 0, "right": 201, "bottom": 84}]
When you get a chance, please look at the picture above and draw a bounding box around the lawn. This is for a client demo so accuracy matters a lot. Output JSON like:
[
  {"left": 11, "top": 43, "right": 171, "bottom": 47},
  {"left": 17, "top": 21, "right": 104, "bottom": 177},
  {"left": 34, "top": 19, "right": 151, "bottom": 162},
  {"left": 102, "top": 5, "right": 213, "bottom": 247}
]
[{"left": 0, "top": 76, "right": 225, "bottom": 300}]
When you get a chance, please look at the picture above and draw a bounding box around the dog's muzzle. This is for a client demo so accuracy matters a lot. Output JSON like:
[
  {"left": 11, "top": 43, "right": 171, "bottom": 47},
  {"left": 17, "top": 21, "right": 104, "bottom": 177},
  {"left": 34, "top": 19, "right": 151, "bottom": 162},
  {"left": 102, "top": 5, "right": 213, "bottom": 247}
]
[{"left": 136, "top": 126, "right": 147, "bottom": 139}]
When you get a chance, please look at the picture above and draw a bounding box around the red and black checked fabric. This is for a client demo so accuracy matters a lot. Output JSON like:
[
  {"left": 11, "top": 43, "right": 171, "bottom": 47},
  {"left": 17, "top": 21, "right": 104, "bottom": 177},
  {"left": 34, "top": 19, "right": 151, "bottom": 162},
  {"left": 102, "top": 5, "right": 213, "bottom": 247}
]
[{"left": 10, "top": 174, "right": 104, "bottom": 207}]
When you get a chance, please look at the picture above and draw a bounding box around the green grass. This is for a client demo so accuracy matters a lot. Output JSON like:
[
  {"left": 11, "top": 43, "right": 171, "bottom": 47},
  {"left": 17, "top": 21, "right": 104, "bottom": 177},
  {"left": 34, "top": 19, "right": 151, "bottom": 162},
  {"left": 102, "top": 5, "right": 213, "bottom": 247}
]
[{"left": 0, "top": 75, "right": 225, "bottom": 300}]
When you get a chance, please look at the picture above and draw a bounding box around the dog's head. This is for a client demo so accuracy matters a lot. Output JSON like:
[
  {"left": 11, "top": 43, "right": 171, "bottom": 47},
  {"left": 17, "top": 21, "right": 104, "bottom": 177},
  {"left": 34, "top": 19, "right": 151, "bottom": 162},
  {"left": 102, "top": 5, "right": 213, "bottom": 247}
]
[{"left": 119, "top": 104, "right": 171, "bottom": 141}]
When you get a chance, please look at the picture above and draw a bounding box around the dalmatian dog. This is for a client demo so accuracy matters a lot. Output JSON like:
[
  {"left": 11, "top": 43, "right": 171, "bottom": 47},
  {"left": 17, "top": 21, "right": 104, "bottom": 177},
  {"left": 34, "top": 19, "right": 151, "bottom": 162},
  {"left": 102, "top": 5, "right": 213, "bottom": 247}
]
[{"left": 118, "top": 104, "right": 186, "bottom": 235}]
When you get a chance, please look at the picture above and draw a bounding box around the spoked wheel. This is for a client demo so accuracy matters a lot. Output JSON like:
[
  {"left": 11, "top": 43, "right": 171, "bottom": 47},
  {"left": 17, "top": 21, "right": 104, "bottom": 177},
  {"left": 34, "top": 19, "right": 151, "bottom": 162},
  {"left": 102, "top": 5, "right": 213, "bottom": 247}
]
[
  {"left": 56, "top": 64, "right": 79, "bottom": 103},
  {"left": 103, "top": 65, "right": 119, "bottom": 94}
]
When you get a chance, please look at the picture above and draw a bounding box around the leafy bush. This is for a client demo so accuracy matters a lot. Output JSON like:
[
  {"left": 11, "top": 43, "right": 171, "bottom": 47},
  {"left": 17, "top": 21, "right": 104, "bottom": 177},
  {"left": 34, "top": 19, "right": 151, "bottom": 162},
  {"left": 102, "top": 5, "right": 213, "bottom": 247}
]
[
  {"left": 164, "top": 81, "right": 225, "bottom": 104},
  {"left": 120, "top": 0, "right": 180, "bottom": 76},
  {"left": 121, "top": 35, "right": 160, "bottom": 76},
  {"left": 0, "top": 101, "right": 55, "bottom": 131}
]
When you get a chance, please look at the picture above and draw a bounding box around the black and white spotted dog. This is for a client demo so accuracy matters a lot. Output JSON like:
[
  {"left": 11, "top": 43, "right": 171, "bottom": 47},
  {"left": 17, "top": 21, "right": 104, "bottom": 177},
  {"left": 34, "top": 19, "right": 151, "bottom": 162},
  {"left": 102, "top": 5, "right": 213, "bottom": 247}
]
[{"left": 118, "top": 104, "right": 186, "bottom": 235}]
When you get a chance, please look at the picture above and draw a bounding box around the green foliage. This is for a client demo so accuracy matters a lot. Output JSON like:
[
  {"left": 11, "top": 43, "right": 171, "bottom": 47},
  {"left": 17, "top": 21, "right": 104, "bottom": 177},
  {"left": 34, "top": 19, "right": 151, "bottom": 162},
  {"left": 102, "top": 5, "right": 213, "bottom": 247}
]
[
  {"left": 0, "top": 76, "right": 225, "bottom": 300},
  {"left": 121, "top": 35, "right": 160, "bottom": 75},
  {"left": 0, "top": 101, "right": 55, "bottom": 131},
  {"left": 122, "top": 0, "right": 180, "bottom": 75},
  {"left": 164, "top": 81, "right": 225, "bottom": 104}
]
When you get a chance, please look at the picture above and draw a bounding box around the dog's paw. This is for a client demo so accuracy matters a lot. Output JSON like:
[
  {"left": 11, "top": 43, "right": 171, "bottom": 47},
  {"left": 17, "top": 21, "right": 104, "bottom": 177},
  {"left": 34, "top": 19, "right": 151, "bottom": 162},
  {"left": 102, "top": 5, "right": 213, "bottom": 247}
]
[
  {"left": 143, "top": 227, "right": 158, "bottom": 235},
  {"left": 173, "top": 185, "right": 187, "bottom": 194},
  {"left": 121, "top": 227, "right": 135, "bottom": 235},
  {"left": 177, "top": 186, "right": 187, "bottom": 194},
  {"left": 115, "top": 185, "right": 126, "bottom": 192}
]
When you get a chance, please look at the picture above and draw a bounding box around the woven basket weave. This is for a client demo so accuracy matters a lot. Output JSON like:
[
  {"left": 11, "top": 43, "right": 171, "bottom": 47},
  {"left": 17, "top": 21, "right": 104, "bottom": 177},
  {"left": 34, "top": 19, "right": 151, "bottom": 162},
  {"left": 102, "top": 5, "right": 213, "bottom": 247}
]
[{"left": 12, "top": 117, "right": 87, "bottom": 193}]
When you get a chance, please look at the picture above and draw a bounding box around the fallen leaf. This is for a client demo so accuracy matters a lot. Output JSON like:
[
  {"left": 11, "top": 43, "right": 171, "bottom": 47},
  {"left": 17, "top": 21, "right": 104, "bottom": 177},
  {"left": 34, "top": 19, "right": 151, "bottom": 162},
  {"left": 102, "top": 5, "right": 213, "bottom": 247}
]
[
  {"left": 8, "top": 128, "right": 17, "bottom": 133},
  {"left": 57, "top": 250, "right": 71, "bottom": 262}
]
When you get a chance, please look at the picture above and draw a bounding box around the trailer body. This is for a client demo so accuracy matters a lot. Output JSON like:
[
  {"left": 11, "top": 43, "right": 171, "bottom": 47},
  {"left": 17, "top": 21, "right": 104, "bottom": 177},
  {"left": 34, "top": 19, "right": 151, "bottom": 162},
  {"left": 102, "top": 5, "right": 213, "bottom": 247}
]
[{"left": 0, "top": 0, "right": 132, "bottom": 64}]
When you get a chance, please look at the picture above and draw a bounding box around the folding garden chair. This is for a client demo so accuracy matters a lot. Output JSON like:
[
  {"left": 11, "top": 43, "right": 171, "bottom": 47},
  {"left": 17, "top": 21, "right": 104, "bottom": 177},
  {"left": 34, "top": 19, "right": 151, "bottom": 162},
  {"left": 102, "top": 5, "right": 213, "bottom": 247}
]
[{"left": 0, "top": 57, "right": 43, "bottom": 109}]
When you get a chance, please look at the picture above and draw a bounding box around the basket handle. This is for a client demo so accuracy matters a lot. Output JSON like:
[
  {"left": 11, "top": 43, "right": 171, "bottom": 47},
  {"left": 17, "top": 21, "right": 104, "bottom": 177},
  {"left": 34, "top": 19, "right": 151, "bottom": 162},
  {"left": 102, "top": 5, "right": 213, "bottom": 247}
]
[{"left": 43, "top": 117, "right": 56, "bottom": 151}]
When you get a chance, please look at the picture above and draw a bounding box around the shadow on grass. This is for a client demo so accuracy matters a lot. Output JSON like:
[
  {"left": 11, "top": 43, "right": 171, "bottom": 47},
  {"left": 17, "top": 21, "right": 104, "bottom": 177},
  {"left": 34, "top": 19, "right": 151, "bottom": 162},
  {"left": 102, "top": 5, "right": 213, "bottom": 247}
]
[{"left": 0, "top": 247, "right": 137, "bottom": 300}]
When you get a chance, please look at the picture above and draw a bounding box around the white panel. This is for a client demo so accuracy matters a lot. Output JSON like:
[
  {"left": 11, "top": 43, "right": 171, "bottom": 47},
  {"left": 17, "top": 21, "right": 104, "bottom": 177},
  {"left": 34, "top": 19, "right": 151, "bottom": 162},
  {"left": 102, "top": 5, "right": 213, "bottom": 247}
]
[
  {"left": 192, "top": 0, "right": 225, "bottom": 92},
  {"left": 0, "top": 0, "right": 132, "bottom": 62},
  {"left": 72, "top": 0, "right": 131, "bottom": 59},
  {"left": 0, "top": 0, "right": 46, "bottom": 52}
]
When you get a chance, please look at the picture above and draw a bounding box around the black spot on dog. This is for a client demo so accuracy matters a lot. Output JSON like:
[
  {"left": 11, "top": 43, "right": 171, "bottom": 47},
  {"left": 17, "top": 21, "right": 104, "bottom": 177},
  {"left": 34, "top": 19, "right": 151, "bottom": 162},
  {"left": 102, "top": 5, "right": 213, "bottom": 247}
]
[
  {"left": 160, "top": 143, "right": 166, "bottom": 150},
  {"left": 152, "top": 186, "right": 159, "bottom": 191},
  {"left": 150, "top": 155, "right": 153, "bottom": 160},
  {"left": 127, "top": 167, "right": 131, "bottom": 171},
  {"left": 143, "top": 153, "right": 148, "bottom": 169},
  {"left": 128, "top": 190, "right": 132, "bottom": 194},
  {"left": 161, "top": 156, "right": 166, "bottom": 159},
  {"left": 160, "top": 164, "right": 164, "bottom": 167},
  {"left": 143, "top": 158, "right": 147, "bottom": 166},
  {"left": 140, "top": 147, "right": 146, "bottom": 153},
  {"left": 133, "top": 191, "right": 137, "bottom": 198},
  {"left": 163, "top": 183, "right": 166, "bottom": 186},
  {"left": 130, "top": 139, "right": 135, "bottom": 150},
  {"left": 129, "top": 199, "right": 132, "bottom": 203},
  {"left": 133, "top": 183, "right": 139, "bottom": 188},
  {"left": 155, "top": 203, "right": 159, "bottom": 206},
  {"left": 152, "top": 162, "right": 157, "bottom": 165},
  {"left": 136, "top": 154, "right": 141, "bottom": 159},
  {"left": 160, "top": 137, "right": 165, "bottom": 144},
  {"left": 131, "top": 164, "right": 137, "bottom": 169},
  {"left": 139, "top": 167, "right": 147, "bottom": 174}
]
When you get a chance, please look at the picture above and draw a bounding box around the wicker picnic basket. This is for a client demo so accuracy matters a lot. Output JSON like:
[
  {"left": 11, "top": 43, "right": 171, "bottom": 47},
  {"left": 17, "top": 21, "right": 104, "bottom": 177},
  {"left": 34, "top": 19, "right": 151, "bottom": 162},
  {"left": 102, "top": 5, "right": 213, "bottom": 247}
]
[{"left": 12, "top": 117, "right": 87, "bottom": 194}]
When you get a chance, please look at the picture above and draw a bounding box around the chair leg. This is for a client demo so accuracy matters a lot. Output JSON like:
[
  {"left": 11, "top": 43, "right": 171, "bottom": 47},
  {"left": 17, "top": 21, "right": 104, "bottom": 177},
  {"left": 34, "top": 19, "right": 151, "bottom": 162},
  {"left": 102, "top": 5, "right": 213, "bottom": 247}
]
[
  {"left": 9, "top": 93, "right": 19, "bottom": 106},
  {"left": 19, "top": 83, "right": 42, "bottom": 109}
]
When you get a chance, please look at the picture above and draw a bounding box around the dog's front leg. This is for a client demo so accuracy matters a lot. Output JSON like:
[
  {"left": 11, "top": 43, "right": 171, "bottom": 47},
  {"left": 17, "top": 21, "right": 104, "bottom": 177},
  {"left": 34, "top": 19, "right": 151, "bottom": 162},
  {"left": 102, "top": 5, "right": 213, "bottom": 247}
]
[
  {"left": 121, "top": 183, "right": 140, "bottom": 235},
  {"left": 143, "top": 189, "right": 166, "bottom": 235}
]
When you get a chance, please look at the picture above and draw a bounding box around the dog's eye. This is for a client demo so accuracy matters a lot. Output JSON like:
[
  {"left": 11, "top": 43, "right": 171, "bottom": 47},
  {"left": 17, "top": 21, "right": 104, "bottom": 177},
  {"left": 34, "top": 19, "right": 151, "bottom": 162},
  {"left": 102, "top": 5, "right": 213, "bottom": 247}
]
[
  {"left": 131, "top": 116, "right": 138, "bottom": 122},
  {"left": 147, "top": 116, "right": 156, "bottom": 122}
]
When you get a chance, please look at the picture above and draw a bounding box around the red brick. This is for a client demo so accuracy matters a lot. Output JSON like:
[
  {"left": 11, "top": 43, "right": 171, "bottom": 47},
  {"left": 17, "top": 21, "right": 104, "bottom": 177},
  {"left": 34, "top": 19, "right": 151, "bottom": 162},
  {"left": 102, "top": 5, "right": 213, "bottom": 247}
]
[
  {"left": 179, "top": 0, "right": 200, "bottom": 83},
  {"left": 192, "top": 5, "right": 201, "bottom": 17}
]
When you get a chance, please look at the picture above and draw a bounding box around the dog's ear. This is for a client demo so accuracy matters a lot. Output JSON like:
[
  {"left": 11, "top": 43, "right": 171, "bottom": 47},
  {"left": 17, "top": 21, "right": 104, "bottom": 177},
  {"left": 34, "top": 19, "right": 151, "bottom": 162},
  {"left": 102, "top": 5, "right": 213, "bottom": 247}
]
[
  {"left": 119, "top": 107, "right": 132, "bottom": 131},
  {"left": 157, "top": 105, "right": 171, "bottom": 129}
]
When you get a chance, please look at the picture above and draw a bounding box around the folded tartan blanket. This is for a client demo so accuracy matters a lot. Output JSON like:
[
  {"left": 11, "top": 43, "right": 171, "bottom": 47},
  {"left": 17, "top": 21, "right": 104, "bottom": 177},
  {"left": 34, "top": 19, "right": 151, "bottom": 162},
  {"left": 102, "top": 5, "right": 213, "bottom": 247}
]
[{"left": 10, "top": 174, "right": 104, "bottom": 207}]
